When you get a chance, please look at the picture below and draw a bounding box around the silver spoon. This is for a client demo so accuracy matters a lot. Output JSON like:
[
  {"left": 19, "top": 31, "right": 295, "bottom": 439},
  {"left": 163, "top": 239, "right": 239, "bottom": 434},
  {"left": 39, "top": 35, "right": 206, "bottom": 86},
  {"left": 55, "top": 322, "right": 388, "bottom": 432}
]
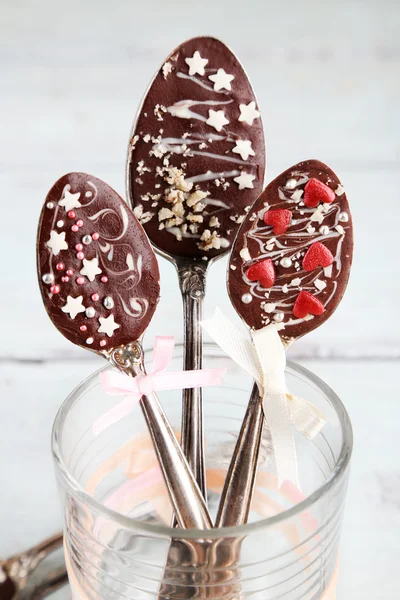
[
  {"left": 0, "top": 533, "right": 66, "bottom": 600},
  {"left": 126, "top": 36, "right": 266, "bottom": 495},
  {"left": 37, "top": 172, "right": 212, "bottom": 530},
  {"left": 113, "top": 341, "right": 213, "bottom": 529},
  {"left": 206, "top": 161, "right": 353, "bottom": 599},
  {"left": 218, "top": 159, "right": 354, "bottom": 527},
  {"left": 126, "top": 37, "right": 266, "bottom": 599}
]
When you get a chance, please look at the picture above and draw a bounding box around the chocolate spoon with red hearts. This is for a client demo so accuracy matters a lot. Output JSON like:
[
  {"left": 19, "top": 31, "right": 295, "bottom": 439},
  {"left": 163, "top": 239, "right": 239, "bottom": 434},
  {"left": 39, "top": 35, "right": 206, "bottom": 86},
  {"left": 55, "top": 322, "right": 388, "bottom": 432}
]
[
  {"left": 37, "top": 172, "right": 212, "bottom": 530},
  {"left": 215, "top": 159, "right": 353, "bottom": 526}
]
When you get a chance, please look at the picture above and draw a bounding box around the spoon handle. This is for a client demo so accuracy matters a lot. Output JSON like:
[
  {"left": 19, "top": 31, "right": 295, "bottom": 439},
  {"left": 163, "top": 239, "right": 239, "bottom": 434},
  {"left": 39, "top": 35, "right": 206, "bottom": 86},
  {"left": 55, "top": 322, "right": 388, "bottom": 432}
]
[
  {"left": 24, "top": 532, "right": 64, "bottom": 561},
  {"left": 177, "top": 261, "right": 208, "bottom": 497},
  {"left": 5, "top": 532, "right": 64, "bottom": 574},
  {"left": 216, "top": 383, "right": 263, "bottom": 527},
  {"left": 201, "top": 384, "right": 262, "bottom": 599},
  {"left": 28, "top": 567, "right": 68, "bottom": 599},
  {"left": 128, "top": 357, "right": 212, "bottom": 530}
]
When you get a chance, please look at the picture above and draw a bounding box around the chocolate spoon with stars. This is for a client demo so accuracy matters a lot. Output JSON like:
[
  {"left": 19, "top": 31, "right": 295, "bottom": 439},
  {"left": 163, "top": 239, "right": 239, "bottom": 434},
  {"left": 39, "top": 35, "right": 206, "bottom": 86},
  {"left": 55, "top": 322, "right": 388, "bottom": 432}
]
[
  {"left": 127, "top": 36, "right": 266, "bottom": 495},
  {"left": 216, "top": 159, "right": 353, "bottom": 527},
  {"left": 37, "top": 172, "right": 212, "bottom": 530}
]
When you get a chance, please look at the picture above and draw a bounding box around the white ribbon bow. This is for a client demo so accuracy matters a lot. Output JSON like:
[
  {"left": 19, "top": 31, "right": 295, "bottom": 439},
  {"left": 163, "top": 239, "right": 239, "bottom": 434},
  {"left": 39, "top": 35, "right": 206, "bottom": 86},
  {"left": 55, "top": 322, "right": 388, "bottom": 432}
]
[{"left": 201, "top": 308, "right": 327, "bottom": 489}]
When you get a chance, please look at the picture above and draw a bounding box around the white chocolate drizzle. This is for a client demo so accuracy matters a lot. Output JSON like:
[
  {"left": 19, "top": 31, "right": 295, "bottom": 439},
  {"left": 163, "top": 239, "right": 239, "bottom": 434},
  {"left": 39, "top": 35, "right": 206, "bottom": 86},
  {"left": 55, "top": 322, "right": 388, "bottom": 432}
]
[{"left": 237, "top": 169, "right": 349, "bottom": 331}]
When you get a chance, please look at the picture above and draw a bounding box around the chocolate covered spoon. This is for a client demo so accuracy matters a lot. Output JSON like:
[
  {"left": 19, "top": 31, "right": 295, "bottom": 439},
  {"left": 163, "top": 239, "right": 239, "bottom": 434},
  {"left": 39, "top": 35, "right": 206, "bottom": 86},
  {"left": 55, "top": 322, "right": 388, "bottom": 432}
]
[
  {"left": 126, "top": 36, "right": 266, "bottom": 494},
  {"left": 37, "top": 172, "right": 212, "bottom": 530},
  {"left": 217, "top": 159, "right": 353, "bottom": 526}
]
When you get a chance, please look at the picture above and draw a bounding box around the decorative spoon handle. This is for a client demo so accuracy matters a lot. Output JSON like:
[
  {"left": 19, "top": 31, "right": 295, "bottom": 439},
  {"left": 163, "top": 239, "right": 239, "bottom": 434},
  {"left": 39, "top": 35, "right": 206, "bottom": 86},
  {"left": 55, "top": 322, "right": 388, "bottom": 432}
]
[
  {"left": 177, "top": 260, "right": 208, "bottom": 497},
  {"left": 215, "top": 383, "right": 263, "bottom": 527},
  {"left": 126, "top": 345, "right": 212, "bottom": 530},
  {"left": 28, "top": 567, "right": 68, "bottom": 599},
  {"left": 22, "top": 532, "right": 64, "bottom": 562}
]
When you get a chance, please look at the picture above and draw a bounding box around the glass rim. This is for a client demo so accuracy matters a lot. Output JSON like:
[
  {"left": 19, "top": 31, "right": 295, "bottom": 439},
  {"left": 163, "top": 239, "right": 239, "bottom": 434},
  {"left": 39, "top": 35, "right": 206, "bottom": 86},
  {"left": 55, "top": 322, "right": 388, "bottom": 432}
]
[{"left": 52, "top": 344, "right": 353, "bottom": 540}]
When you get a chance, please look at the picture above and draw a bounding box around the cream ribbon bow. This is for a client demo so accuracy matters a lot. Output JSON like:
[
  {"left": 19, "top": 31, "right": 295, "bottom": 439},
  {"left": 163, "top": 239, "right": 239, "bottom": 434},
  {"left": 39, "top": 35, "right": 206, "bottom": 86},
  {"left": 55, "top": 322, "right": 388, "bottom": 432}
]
[{"left": 201, "top": 308, "right": 326, "bottom": 489}]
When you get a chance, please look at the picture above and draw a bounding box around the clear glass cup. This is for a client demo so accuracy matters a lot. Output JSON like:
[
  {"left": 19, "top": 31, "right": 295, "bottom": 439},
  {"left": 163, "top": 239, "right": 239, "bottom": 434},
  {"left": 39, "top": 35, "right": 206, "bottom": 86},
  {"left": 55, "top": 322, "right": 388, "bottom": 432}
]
[{"left": 52, "top": 343, "right": 352, "bottom": 599}]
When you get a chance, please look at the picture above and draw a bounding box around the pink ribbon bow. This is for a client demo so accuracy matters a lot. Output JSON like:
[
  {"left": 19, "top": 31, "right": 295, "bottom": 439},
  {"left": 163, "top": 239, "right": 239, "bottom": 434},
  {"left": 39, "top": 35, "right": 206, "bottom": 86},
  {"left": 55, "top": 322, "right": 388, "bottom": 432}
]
[{"left": 93, "top": 336, "right": 226, "bottom": 436}]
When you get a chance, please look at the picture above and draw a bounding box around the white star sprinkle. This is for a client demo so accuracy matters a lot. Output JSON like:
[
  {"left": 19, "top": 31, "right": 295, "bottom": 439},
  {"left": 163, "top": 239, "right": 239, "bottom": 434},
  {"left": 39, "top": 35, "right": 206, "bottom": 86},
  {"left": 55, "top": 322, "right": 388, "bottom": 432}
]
[
  {"left": 98, "top": 314, "right": 120, "bottom": 338},
  {"left": 234, "top": 172, "right": 256, "bottom": 190},
  {"left": 208, "top": 68, "right": 234, "bottom": 91},
  {"left": 58, "top": 189, "right": 81, "bottom": 211},
  {"left": 46, "top": 230, "right": 68, "bottom": 255},
  {"left": 80, "top": 257, "right": 102, "bottom": 282},
  {"left": 185, "top": 51, "right": 208, "bottom": 76},
  {"left": 61, "top": 295, "right": 86, "bottom": 319},
  {"left": 238, "top": 101, "right": 261, "bottom": 126},
  {"left": 206, "top": 109, "right": 229, "bottom": 132},
  {"left": 232, "top": 139, "right": 255, "bottom": 161}
]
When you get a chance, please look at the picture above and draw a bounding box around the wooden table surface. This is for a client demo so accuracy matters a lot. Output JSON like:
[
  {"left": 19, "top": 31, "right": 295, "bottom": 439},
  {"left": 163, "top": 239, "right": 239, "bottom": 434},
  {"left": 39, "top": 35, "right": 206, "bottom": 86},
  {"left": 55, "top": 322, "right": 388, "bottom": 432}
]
[{"left": 0, "top": 1, "right": 399, "bottom": 597}]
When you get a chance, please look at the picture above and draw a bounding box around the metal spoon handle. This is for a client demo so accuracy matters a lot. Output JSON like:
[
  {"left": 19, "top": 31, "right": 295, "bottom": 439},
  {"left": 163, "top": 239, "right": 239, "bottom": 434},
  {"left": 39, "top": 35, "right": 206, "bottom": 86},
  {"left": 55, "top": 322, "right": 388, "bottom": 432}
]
[
  {"left": 28, "top": 567, "right": 68, "bottom": 599},
  {"left": 23, "top": 532, "right": 64, "bottom": 562},
  {"left": 177, "top": 261, "right": 207, "bottom": 497},
  {"left": 128, "top": 357, "right": 212, "bottom": 530},
  {"left": 216, "top": 383, "right": 263, "bottom": 527},
  {"left": 4, "top": 532, "right": 64, "bottom": 576}
]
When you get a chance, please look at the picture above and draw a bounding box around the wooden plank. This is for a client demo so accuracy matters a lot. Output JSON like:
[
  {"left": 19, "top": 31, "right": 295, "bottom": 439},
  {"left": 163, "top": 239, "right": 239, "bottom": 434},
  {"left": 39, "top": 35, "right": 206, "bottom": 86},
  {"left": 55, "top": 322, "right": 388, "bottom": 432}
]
[
  {"left": 0, "top": 60, "right": 398, "bottom": 168},
  {"left": 1, "top": 0, "right": 399, "bottom": 66}
]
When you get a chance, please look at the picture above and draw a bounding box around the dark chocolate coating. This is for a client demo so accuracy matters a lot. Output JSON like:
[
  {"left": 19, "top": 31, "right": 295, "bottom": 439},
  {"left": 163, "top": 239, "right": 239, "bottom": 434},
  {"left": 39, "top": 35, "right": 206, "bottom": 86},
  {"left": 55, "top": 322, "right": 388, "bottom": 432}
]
[
  {"left": 127, "top": 36, "right": 266, "bottom": 260},
  {"left": 228, "top": 160, "right": 353, "bottom": 340},
  {"left": 37, "top": 173, "right": 160, "bottom": 353}
]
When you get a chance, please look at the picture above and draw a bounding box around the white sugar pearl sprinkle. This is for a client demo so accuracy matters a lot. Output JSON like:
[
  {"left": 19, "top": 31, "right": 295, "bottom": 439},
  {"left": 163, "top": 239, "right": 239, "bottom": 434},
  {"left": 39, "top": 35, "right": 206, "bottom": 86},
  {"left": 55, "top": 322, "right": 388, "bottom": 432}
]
[
  {"left": 85, "top": 307, "right": 96, "bottom": 318},
  {"left": 42, "top": 273, "right": 54, "bottom": 284},
  {"left": 274, "top": 312, "right": 284, "bottom": 322},
  {"left": 339, "top": 212, "right": 349, "bottom": 222},
  {"left": 46, "top": 202, "right": 54, "bottom": 209},
  {"left": 103, "top": 296, "right": 114, "bottom": 310},
  {"left": 319, "top": 225, "right": 329, "bottom": 235},
  {"left": 280, "top": 257, "right": 292, "bottom": 268},
  {"left": 241, "top": 293, "right": 252, "bottom": 304},
  {"left": 82, "top": 235, "right": 92, "bottom": 245},
  {"left": 86, "top": 337, "right": 94, "bottom": 345}
]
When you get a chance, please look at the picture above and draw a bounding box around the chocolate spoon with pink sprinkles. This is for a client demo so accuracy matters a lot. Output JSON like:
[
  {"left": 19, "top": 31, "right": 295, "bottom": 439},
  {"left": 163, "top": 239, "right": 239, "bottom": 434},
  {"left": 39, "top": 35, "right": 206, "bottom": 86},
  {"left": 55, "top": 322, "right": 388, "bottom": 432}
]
[{"left": 37, "top": 172, "right": 213, "bottom": 530}]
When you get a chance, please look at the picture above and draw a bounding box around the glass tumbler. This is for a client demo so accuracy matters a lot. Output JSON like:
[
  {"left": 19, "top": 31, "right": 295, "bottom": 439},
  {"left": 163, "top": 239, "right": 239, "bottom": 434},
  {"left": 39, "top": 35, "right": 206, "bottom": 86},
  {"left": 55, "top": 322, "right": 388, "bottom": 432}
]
[{"left": 52, "top": 344, "right": 352, "bottom": 599}]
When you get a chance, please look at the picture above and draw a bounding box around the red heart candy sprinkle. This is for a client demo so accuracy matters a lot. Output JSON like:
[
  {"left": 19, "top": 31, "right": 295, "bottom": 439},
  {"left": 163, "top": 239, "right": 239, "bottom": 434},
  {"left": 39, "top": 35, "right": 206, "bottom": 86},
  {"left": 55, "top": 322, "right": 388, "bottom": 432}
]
[
  {"left": 302, "top": 242, "right": 334, "bottom": 271},
  {"left": 263, "top": 209, "right": 292, "bottom": 235},
  {"left": 246, "top": 259, "right": 275, "bottom": 288},
  {"left": 293, "top": 291, "right": 325, "bottom": 318},
  {"left": 304, "top": 178, "right": 335, "bottom": 208}
]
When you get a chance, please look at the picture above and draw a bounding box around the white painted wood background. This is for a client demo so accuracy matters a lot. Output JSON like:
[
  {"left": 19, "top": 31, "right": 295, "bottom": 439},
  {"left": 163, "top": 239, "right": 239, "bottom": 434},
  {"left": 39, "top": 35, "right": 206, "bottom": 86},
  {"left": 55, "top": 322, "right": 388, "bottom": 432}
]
[{"left": 0, "top": 1, "right": 399, "bottom": 597}]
